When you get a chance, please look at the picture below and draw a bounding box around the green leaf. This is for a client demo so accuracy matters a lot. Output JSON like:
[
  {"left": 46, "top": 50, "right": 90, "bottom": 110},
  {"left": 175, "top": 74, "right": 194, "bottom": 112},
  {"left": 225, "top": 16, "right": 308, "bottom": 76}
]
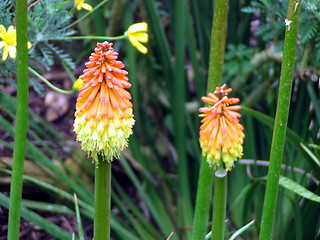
[
  {"left": 229, "top": 220, "right": 255, "bottom": 240},
  {"left": 300, "top": 143, "right": 320, "bottom": 168},
  {"left": 279, "top": 176, "right": 320, "bottom": 203},
  {"left": 22, "top": 200, "right": 74, "bottom": 215},
  {"left": 74, "top": 194, "right": 85, "bottom": 240},
  {"left": 0, "top": 193, "right": 74, "bottom": 240}
]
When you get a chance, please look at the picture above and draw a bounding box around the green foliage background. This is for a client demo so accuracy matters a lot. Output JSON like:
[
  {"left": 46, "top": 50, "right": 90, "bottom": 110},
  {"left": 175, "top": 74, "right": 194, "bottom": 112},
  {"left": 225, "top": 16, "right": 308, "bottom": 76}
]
[{"left": 0, "top": 0, "right": 320, "bottom": 239}]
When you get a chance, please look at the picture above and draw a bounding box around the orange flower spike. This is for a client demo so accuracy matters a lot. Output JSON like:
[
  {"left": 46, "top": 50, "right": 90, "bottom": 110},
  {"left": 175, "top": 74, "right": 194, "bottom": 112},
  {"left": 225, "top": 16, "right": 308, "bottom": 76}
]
[
  {"left": 74, "top": 41, "right": 135, "bottom": 164},
  {"left": 199, "top": 85, "right": 245, "bottom": 170}
]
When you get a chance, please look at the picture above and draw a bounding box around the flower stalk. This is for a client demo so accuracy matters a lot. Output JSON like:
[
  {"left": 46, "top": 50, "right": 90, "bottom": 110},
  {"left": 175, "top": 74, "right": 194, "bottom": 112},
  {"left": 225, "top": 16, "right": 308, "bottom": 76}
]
[
  {"left": 211, "top": 176, "right": 227, "bottom": 240},
  {"left": 57, "top": 22, "right": 149, "bottom": 54},
  {"left": 191, "top": 0, "right": 230, "bottom": 239},
  {"left": 74, "top": 41, "right": 135, "bottom": 239},
  {"left": 7, "top": 0, "right": 29, "bottom": 239},
  {"left": 94, "top": 159, "right": 111, "bottom": 240},
  {"left": 28, "top": 67, "right": 76, "bottom": 94},
  {"left": 259, "top": 1, "right": 301, "bottom": 239},
  {"left": 54, "top": 35, "right": 127, "bottom": 41}
]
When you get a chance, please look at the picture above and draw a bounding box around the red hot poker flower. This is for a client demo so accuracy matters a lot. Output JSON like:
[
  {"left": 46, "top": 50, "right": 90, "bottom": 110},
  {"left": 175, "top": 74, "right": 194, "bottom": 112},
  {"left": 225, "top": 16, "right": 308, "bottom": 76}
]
[
  {"left": 74, "top": 41, "right": 135, "bottom": 164},
  {"left": 199, "top": 84, "right": 245, "bottom": 170}
]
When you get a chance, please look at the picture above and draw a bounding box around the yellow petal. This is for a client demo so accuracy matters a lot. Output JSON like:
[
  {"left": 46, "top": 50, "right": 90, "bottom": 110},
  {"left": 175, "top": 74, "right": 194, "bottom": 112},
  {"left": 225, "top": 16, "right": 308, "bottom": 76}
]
[
  {"left": 76, "top": 4, "right": 81, "bottom": 10},
  {"left": 128, "top": 22, "right": 148, "bottom": 33},
  {"left": 2, "top": 46, "right": 8, "bottom": 61},
  {"left": 7, "top": 25, "right": 15, "bottom": 34},
  {"left": 132, "top": 32, "right": 148, "bottom": 43},
  {"left": 128, "top": 36, "right": 148, "bottom": 54},
  {"left": 27, "top": 41, "right": 32, "bottom": 49},
  {"left": 0, "top": 41, "right": 5, "bottom": 49},
  {"left": 81, "top": 3, "right": 93, "bottom": 11},
  {"left": 8, "top": 45, "right": 16, "bottom": 59}
]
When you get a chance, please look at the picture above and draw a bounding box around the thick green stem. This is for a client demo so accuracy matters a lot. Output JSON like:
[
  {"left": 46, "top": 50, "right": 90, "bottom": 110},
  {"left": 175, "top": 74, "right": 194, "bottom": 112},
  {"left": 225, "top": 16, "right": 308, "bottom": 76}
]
[
  {"left": 207, "top": 0, "right": 229, "bottom": 91},
  {"left": 191, "top": 157, "right": 214, "bottom": 240},
  {"left": 94, "top": 160, "right": 111, "bottom": 240},
  {"left": 8, "top": 0, "right": 29, "bottom": 239},
  {"left": 211, "top": 176, "right": 227, "bottom": 240},
  {"left": 259, "top": 1, "right": 301, "bottom": 239},
  {"left": 192, "top": 0, "right": 229, "bottom": 239}
]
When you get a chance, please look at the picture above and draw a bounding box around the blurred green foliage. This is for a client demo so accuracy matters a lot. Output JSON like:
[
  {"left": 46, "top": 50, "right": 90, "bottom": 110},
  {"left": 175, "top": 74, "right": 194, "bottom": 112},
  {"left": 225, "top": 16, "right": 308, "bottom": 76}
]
[{"left": 0, "top": 0, "right": 320, "bottom": 239}]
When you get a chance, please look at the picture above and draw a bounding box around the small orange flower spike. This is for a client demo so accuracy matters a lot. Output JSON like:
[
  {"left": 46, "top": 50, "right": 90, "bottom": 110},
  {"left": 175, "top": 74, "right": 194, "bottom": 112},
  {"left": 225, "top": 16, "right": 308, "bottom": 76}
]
[
  {"left": 199, "top": 84, "right": 245, "bottom": 170},
  {"left": 74, "top": 41, "right": 135, "bottom": 164}
]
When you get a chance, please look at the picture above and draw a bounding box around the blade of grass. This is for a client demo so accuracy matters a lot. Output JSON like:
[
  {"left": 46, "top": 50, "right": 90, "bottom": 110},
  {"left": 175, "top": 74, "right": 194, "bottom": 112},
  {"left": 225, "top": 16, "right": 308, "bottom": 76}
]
[
  {"left": 0, "top": 116, "right": 94, "bottom": 204},
  {"left": 113, "top": 179, "right": 162, "bottom": 239},
  {"left": 144, "top": 0, "right": 173, "bottom": 78},
  {"left": 0, "top": 167, "right": 139, "bottom": 239},
  {"left": 74, "top": 194, "right": 85, "bottom": 240},
  {"left": 0, "top": 168, "right": 94, "bottom": 212},
  {"left": 228, "top": 220, "right": 255, "bottom": 240},
  {"left": 21, "top": 200, "right": 74, "bottom": 215},
  {"left": 1, "top": 193, "right": 74, "bottom": 240},
  {"left": 112, "top": 191, "right": 157, "bottom": 240},
  {"left": 0, "top": 91, "right": 91, "bottom": 175},
  {"left": 0, "top": 95, "right": 94, "bottom": 199},
  {"left": 173, "top": 0, "right": 193, "bottom": 236},
  {"left": 186, "top": 11, "right": 206, "bottom": 99},
  {"left": 307, "top": 82, "right": 320, "bottom": 127},
  {"left": 119, "top": 156, "right": 176, "bottom": 238},
  {"left": 241, "top": 106, "right": 320, "bottom": 178}
]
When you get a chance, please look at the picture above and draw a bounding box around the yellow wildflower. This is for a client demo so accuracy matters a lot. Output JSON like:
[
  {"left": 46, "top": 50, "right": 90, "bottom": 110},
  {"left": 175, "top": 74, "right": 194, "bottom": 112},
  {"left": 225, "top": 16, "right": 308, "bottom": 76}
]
[
  {"left": 74, "top": 41, "right": 135, "bottom": 164},
  {"left": 127, "top": 22, "right": 149, "bottom": 54},
  {"left": 199, "top": 84, "right": 245, "bottom": 170},
  {"left": 74, "top": 0, "right": 93, "bottom": 11},
  {"left": 0, "top": 25, "right": 32, "bottom": 61},
  {"left": 73, "top": 78, "right": 84, "bottom": 90}
]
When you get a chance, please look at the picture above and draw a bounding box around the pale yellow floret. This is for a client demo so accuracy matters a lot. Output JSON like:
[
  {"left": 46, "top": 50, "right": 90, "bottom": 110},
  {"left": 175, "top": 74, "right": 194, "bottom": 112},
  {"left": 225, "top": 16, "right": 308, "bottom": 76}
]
[
  {"left": 74, "top": 114, "right": 135, "bottom": 163},
  {"left": 201, "top": 136, "right": 243, "bottom": 169}
]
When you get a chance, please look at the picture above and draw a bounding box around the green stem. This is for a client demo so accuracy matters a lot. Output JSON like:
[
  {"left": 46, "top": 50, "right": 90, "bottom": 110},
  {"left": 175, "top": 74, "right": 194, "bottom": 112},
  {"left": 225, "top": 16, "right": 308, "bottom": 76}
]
[
  {"left": 94, "top": 159, "right": 111, "bottom": 240},
  {"left": 52, "top": 34, "right": 127, "bottom": 41},
  {"left": 28, "top": 67, "right": 75, "bottom": 94},
  {"left": 259, "top": 1, "right": 301, "bottom": 239},
  {"left": 211, "top": 176, "right": 227, "bottom": 240},
  {"left": 207, "top": 0, "right": 229, "bottom": 91},
  {"left": 192, "top": 0, "right": 229, "bottom": 239},
  {"left": 8, "top": 0, "right": 29, "bottom": 239},
  {"left": 62, "top": 0, "right": 109, "bottom": 30},
  {"left": 191, "top": 157, "right": 214, "bottom": 240}
]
